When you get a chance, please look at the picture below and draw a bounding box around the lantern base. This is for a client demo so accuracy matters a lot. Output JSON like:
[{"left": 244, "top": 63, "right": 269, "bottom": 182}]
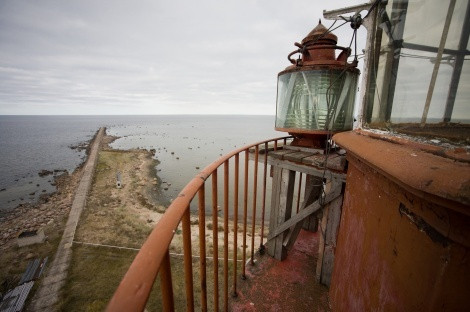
[{"left": 289, "top": 133, "right": 329, "bottom": 149}]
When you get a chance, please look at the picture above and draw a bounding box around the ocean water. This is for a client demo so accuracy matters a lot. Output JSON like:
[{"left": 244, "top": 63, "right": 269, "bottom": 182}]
[{"left": 0, "top": 115, "right": 282, "bottom": 214}]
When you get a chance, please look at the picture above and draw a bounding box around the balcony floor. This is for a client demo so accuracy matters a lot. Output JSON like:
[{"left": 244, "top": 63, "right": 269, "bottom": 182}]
[{"left": 230, "top": 230, "right": 331, "bottom": 311}]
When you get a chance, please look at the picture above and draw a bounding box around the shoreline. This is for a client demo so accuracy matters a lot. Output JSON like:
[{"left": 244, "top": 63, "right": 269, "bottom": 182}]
[{"left": 0, "top": 129, "right": 100, "bottom": 218}]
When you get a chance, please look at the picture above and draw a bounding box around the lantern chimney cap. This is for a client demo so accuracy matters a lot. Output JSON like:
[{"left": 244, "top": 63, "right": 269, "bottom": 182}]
[{"left": 301, "top": 20, "right": 338, "bottom": 45}]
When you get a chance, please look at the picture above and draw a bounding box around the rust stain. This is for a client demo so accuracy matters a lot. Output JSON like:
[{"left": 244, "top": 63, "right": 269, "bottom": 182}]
[
  {"left": 398, "top": 203, "right": 449, "bottom": 247},
  {"left": 330, "top": 155, "right": 470, "bottom": 311},
  {"left": 333, "top": 131, "right": 470, "bottom": 212},
  {"left": 355, "top": 129, "right": 470, "bottom": 162}
]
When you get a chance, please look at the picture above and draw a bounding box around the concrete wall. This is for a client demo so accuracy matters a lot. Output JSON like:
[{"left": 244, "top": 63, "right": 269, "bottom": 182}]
[{"left": 329, "top": 156, "right": 470, "bottom": 311}]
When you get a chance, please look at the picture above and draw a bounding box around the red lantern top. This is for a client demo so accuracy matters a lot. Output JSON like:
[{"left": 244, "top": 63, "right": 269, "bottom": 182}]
[{"left": 285, "top": 20, "right": 357, "bottom": 71}]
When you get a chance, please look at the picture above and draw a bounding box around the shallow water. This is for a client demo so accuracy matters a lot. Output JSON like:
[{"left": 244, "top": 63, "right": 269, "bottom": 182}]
[
  {"left": 0, "top": 115, "right": 282, "bottom": 214},
  {"left": 108, "top": 115, "right": 281, "bottom": 203},
  {"left": 0, "top": 116, "right": 103, "bottom": 211}
]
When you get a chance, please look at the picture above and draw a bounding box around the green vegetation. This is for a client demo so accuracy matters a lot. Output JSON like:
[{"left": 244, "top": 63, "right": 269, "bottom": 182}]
[
  {"left": 59, "top": 150, "right": 156, "bottom": 310},
  {"left": 58, "top": 148, "right": 251, "bottom": 310},
  {"left": 0, "top": 218, "right": 66, "bottom": 306}
]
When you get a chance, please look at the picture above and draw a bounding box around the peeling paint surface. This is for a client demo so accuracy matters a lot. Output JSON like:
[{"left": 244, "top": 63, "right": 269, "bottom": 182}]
[
  {"left": 334, "top": 131, "right": 470, "bottom": 210},
  {"left": 329, "top": 157, "right": 470, "bottom": 311}
]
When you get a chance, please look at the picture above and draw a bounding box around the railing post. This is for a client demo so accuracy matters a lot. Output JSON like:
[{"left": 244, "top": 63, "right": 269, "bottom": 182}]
[
  {"left": 160, "top": 250, "right": 175, "bottom": 312},
  {"left": 182, "top": 208, "right": 194, "bottom": 312},
  {"left": 260, "top": 142, "right": 268, "bottom": 250},
  {"left": 232, "top": 154, "right": 239, "bottom": 296},
  {"left": 211, "top": 171, "right": 219, "bottom": 311},
  {"left": 223, "top": 160, "right": 229, "bottom": 312},
  {"left": 198, "top": 186, "right": 207, "bottom": 312},
  {"left": 250, "top": 145, "right": 259, "bottom": 265},
  {"left": 242, "top": 149, "right": 249, "bottom": 279}
]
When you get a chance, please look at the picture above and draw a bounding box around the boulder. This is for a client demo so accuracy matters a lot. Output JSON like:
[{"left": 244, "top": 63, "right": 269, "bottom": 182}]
[{"left": 38, "top": 170, "right": 53, "bottom": 177}]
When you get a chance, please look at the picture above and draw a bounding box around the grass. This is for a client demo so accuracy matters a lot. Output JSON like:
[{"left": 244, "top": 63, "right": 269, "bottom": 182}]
[
  {"left": 74, "top": 151, "right": 154, "bottom": 248},
  {"left": 0, "top": 218, "right": 66, "bottom": 309},
  {"left": 59, "top": 246, "right": 138, "bottom": 312},
  {"left": 59, "top": 149, "right": 159, "bottom": 310},
  {"left": 58, "top": 244, "right": 241, "bottom": 311},
  {"left": 57, "top": 148, "right": 257, "bottom": 311}
]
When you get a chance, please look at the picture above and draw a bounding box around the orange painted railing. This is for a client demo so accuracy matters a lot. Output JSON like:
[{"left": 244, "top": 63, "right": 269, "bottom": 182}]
[{"left": 107, "top": 136, "right": 292, "bottom": 312}]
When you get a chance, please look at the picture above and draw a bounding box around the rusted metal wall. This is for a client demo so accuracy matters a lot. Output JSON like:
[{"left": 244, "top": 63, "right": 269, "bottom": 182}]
[{"left": 329, "top": 155, "right": 470, "bottom": 311}]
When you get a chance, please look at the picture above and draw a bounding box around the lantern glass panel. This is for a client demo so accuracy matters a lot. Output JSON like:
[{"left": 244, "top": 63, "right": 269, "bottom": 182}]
[
  {"left": 364, "top": 0, "right": 470, "bottom": 142},
  {"left": 276, "top": 69, "right": 358, "bottom": 131}
]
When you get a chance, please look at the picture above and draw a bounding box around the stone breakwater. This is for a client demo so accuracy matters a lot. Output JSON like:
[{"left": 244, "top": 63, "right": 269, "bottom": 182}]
[{"left": 30, "top": 127, "right": 104, "bottom": 311}]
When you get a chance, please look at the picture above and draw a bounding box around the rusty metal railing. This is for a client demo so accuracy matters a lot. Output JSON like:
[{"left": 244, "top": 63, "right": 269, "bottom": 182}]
[{"left": 107, "top": 136, "right": 292, "bottom": 312}]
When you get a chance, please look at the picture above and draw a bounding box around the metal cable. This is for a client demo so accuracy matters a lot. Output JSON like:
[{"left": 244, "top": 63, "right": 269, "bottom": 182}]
[
  {"left": 319, "top": 19, "right": 360, "bottom": 208},
  {"left": 364, "top": 0, "right": 383, "bottom": 19}
]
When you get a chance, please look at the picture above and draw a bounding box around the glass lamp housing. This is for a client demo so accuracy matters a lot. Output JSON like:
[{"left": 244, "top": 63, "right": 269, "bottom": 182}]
[{"left": 276, "top": 68, "right": 359, "bottom": 133}]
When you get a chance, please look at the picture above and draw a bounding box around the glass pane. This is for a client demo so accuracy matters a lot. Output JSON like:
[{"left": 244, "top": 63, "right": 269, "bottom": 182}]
[
  {"left": 364, "top": 0, "right": 470, "bottom": 141},
  {"left": 402, "top": 0, "right": 468, "bottom": 50},
  {"left": 452, "top": 60, "right": 470, "bottom": 122},
  {"left": 390, "top": 50, "right": 454, "bottom": 123}
]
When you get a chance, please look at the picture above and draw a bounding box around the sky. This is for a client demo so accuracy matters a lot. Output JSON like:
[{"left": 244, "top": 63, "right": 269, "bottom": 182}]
[{"left": 0, "top": 0, "right": 368, "bottom": 115}]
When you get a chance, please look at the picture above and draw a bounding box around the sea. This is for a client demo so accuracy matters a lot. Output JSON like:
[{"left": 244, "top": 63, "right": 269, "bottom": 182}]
[{"left": 0, "top": 115, "right": 282, "bottom": 215}]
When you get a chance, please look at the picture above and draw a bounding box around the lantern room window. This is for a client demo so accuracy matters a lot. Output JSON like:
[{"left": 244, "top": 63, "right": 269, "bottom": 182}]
[{"left": 363, "top": 0, "right": 470, "bottom": 142}]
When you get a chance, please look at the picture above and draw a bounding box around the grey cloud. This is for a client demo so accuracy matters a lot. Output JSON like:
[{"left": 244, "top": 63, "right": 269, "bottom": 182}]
[{"left": 0, "top": 0, "right": 366, "bottom": 115}]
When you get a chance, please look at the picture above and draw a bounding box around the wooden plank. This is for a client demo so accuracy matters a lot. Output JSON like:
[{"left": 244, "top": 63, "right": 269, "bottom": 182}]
[
  {"left": 300, "top": 153, "right": 347, "bottom": 172},
  {"left": 269, "top": 150, "right": 296, "bottom": 159},
  {"left": 249, "top": 145, "right": 276, "bottom": 154},
  {"left": 267, "top": 167, "right": 282, "bottom": 257},
  {"left": 269, "top": 159, "right": 346, "bottom": 181},
  {"left": 283, "top": 145, "right": 323, "bottom": 154},
  {"left": 316, "top": 208, "right": 328, "bottom": 283},
  {"left": 284, "top": 151, "right": 315, "bottom": 163},
  {"left": 274, "top": 169, "right": 295, "bottom": 260},
  {"left": 326, "top": 155, "right": 347, "bottom": 171},
  {"left": 266, "top": 184, "right": 342, "bottom": 241},
  {"left": 284, "top": 175, "right": 322, "bottom": 250},
  {"left": 301, "top": 154, "right": 326, "bottom": 167},
  {"left": 302, "top": 175, "right": 323, "bottom": 232},
  {"left": 319, "top": 192, "right": 344, "bottom": 286}
]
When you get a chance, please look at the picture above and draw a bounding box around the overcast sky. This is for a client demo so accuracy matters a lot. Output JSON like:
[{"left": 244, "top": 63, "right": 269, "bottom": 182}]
[{"left": 0, "top": 0, "right": 367, "bottom": 115}]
